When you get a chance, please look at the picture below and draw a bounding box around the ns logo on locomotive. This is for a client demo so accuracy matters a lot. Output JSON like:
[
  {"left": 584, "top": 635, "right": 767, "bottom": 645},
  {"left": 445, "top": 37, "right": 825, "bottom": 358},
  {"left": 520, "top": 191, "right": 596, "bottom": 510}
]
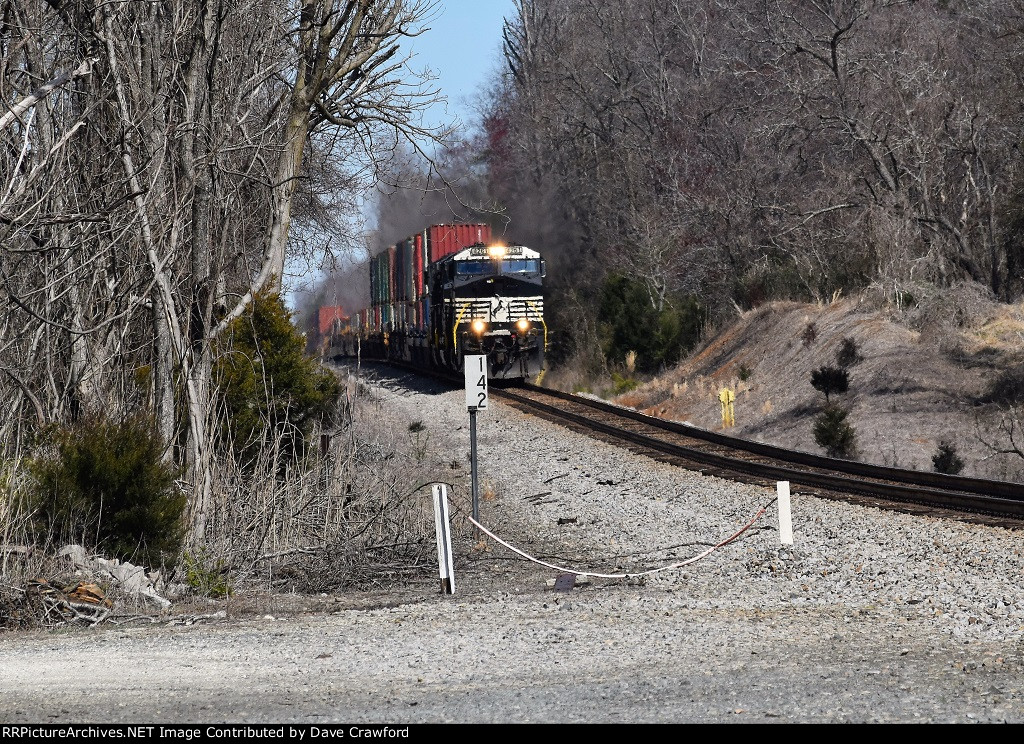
[{"left": 324, "top": 224, "right": 546, "bottom": 381}]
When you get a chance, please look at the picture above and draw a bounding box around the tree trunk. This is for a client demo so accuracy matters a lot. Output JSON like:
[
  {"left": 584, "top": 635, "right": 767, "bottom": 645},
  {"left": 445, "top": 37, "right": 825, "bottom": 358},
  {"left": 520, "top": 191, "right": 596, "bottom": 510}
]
[{"left": 267, "top": 103, "right": 312, "bottom": 291}]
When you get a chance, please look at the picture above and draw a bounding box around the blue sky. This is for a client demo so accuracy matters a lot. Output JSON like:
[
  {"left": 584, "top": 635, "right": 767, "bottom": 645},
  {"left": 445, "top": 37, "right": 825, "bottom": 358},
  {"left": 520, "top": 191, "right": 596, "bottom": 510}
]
[
  {"left": 287, "top": 2, "right": 517, "bottom": 305},
  {"left": 408, "top": 0, "right": 516, "bottom": 133}
]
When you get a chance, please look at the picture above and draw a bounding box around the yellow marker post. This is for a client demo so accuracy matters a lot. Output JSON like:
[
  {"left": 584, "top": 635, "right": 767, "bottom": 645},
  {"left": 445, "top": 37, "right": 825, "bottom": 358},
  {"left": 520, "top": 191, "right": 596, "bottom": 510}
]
[{"left": 719, "top": 388, "right": 735, "bottom": 428}]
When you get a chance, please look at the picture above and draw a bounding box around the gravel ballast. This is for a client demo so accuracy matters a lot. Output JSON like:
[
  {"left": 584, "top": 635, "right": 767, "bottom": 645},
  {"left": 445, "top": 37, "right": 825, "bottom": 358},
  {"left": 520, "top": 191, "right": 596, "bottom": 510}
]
[{"left": 1, "top": 366, "right": 1023, "bottom": 724}]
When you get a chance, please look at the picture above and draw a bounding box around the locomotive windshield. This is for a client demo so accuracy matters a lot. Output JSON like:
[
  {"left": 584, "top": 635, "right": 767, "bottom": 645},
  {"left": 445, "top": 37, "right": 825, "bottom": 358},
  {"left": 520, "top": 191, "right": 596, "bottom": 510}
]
[
  {"left": 501, "top": 259, "right": 542, "bottom": 273},
  {"left": 456, "top": 260, "right": 492, "bottom": 275},
  {"left": 456, "top": 259, "right": 542, "bottom": 276}
]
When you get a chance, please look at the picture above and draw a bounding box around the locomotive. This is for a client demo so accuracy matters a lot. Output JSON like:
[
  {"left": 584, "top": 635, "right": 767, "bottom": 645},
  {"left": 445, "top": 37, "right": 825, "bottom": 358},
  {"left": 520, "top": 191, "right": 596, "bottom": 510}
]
[{"left": 327, "top": 223, "right": 546, "bottom": 381}]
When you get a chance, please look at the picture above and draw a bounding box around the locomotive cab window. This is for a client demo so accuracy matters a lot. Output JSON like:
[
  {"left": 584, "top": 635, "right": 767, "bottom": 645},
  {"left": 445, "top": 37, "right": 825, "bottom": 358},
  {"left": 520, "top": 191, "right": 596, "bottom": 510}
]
[
  {"left": 500, "top": 259, "right": 542, "bottom": 274},
  {"left": 456, "top": 260, "right": 493, "bottom": 276}
]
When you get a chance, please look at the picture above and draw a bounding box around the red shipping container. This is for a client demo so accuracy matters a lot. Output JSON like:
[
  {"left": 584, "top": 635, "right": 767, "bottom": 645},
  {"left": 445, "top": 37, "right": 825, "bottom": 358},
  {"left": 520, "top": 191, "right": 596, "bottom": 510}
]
[
  {"left": 416, "top": 298, "right": 428, "bottom": 332},
  {"left": 318, "top": 306, "right": 347, "bottom": 336},
  {"left": 413, "top": 233, "right": 425, "bottom": 300},
  {"left": 427, "top": 223, "right": 492, "bottom": 262}
]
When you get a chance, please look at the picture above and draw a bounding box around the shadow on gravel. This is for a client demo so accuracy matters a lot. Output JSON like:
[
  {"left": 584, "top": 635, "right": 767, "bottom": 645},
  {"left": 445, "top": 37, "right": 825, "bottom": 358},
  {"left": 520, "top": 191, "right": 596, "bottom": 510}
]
[{"left": 333, "top": 361, "right": 458, "bottom": 396}]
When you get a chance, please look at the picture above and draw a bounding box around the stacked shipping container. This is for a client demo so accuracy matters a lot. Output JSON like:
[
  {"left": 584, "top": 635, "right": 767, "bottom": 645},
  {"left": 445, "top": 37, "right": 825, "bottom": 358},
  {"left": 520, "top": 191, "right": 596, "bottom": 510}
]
[
  {"left": 318, "top": 306, "right": 348, "bottom": 336},
  {"left": 364, "top": 223, "right": 492, "bottom": 337}
]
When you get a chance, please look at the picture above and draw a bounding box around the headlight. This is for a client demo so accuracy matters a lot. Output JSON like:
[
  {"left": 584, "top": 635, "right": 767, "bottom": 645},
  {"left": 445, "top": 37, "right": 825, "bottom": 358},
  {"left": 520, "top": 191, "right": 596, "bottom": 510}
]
[
  {"left": 516, "top": 319, "right": 531, "bottom": 332},
  {"left": 471, "top": 319, "right": 487, "bottom": 334},
  {"left": 487, "top": 244, "right": 507, "bottom": 258}
]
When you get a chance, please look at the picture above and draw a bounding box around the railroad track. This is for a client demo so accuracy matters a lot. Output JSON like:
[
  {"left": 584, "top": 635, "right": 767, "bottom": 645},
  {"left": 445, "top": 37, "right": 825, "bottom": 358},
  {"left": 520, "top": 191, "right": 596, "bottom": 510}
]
[
  {"left": 341, "top": 358, "right": 1024, "bottom": 528},
  {"left": 490, "top": 383, "right": 1024, "bottom": 529}
]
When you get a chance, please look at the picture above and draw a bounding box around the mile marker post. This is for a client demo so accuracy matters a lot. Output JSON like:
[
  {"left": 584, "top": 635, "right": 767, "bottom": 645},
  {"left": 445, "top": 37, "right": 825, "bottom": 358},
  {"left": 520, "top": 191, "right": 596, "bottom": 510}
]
[{"left": 464, "top": 355, "right": 488, "bottom": 536}]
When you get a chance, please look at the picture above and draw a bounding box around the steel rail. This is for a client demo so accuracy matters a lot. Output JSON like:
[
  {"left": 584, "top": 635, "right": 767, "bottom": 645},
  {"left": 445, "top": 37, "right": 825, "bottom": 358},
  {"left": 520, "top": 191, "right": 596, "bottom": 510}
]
[
  {"left": 494, "top": 385, "right": 1024, "bottom": 521},
  {"left": 338, "top": 358, "right": 1024, "bottom": 521},
  {"left": 519, "top": 383, "right": 1024, "bottom": 501}
]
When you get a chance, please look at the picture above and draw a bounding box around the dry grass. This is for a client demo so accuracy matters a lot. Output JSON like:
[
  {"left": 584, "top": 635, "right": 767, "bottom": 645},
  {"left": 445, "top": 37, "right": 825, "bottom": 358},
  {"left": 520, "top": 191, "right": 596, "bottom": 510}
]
[
  {"left": 614, "top": 392, "right": 647, "bottom": 409},
  {"left": 540, "top": 355, "right": 606, "bottom": 394},
  {"left": 593, "top": 293, "right": 1024, "bottom": 481},
  {"left": 0, "top": 369, "right": 465, "bottom": 622},
  {"left": 0, "top": 514, "right": 165, "bottom": 630},
  {"left": 962, "top": 302, "right": 1024, "bottom": 355},
  {"left": 537, "top": 292, "right": 1024, "bottom": 481},
  {"left": 198, "top": 373, "right": 461, "bottom": 595}
]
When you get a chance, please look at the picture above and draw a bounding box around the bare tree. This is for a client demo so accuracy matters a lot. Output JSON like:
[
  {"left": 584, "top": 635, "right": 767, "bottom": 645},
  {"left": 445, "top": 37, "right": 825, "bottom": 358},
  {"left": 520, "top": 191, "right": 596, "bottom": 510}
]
[
  {"left": 735, "top": 1, "right": 1023, "bottom": 301},
  {"left": 490, "top": 0, "right": 1024, "bottom": 340},
  {"left": 0, "top": 0, "right": 448, "bottom": 547},
  {"left": 233, "top": 0, "right": 445, "bottom": 318}
]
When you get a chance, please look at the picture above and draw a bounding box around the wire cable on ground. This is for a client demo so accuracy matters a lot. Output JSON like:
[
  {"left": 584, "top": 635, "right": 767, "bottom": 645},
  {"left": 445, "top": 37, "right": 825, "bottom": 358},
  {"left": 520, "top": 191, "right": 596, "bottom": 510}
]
[{"left": 466, "top": 499, "right": 773, "bottom": 580}]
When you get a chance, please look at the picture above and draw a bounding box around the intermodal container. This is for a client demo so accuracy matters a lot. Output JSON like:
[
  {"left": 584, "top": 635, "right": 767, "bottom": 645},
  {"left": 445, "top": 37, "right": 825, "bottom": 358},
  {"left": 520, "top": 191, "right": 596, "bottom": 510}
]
[
  {"left": 396, "top": 240, "right": 407, "bottom": 302},
  {"left": 391, "top": 244, "right": 401, "bottom": 302},
  {"left": 415, "top": 298, "right": 428, "bottom": 332},
  {"left": 378, "top": 253, "right": 386, "bottom": 305},
  {"left": 376, "top": 250, "right": 384, "bottom": 306},
  {"left": 427, "top": 223, "right": 491, "bottom": 262},
  {"left": 413, "top": 233, "right": 425, "bottom": 300},
  {"left": 318, "top": 306, "right": 347, "bottom": 337},
  {"left": 372, "top": 254, "right": 380, "bottom": 307},
  {"left": 397, "top": 240, "right": 405, "bottom": 301},
  {"left": 375, "top": 252, "right": 388, "bottom": 307},
  {"left": 404, "top": 238, "right": 415, "bottom": 301},
  {"left": 387, "top": 245, "right": 397, "bottom": 305},
  {"left": 372, "top": 255, "right": 380, "bottom": 304}
]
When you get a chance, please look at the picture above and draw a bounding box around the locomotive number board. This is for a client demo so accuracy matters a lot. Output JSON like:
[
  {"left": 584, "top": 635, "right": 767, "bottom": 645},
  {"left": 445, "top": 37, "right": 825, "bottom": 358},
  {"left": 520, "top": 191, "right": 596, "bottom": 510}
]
[{"left": 469, "top": 245, "right": 524, "bottom": 257}]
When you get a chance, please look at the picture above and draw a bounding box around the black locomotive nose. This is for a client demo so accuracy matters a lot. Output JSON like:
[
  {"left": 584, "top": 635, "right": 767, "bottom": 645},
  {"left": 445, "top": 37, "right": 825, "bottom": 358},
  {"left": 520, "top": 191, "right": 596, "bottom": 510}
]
[{"left": 339, "top": 223, "right": 545, "bottom": 382}]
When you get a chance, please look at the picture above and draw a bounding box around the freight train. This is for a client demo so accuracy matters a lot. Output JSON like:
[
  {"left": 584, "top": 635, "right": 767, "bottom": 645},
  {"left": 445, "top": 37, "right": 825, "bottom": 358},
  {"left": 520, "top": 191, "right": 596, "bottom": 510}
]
[{"left": 326, "top": 223, "right": 546, "bottom": 381}]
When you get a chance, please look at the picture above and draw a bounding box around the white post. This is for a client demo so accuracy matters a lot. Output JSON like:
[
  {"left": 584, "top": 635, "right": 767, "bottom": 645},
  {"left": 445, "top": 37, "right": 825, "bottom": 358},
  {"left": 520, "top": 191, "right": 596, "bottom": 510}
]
[
  {"left": 777, "top": 481, "right": 794, "bottom": 546},
  {"left": 464, "top": 355, "right": 487, "bottom": 537},
  {"left": 432, "top": 483, "right": 455, "bottom": 594}
]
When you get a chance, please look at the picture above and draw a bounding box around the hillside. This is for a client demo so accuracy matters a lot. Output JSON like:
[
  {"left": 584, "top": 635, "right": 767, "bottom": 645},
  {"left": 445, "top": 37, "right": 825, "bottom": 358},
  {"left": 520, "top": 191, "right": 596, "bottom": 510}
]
[{"left": 604, "top": 288, "right": 1024, "bottom": 483}]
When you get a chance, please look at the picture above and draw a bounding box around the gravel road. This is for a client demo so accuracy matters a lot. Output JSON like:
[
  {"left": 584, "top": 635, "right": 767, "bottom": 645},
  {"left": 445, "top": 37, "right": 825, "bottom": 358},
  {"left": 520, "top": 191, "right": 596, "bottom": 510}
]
[{"left": 2, "top": 366, "right": 1023, "bottom": 724}]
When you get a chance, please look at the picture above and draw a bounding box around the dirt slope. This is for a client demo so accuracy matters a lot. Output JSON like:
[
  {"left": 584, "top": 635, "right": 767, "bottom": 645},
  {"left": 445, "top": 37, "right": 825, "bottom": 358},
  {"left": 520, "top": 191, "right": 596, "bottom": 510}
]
[{"left": 611, "top": 291, "right": 1024, "bottom": 482}]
